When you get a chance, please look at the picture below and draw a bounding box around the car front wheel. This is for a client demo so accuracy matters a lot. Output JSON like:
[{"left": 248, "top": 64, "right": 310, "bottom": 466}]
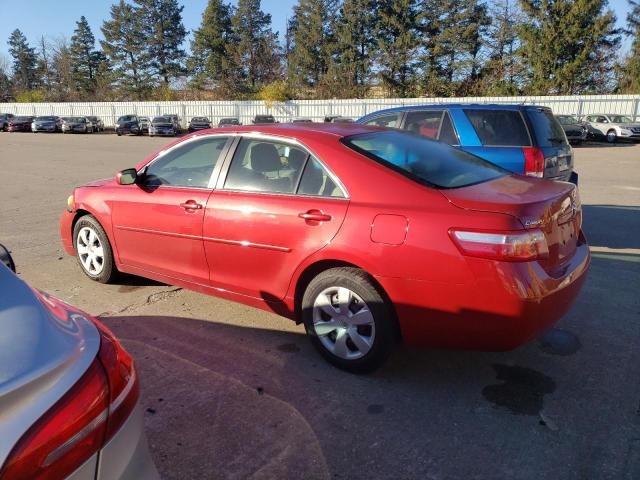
[
  {"left": 73, "top": 215, "right": 117, "bottom": 283},
  {"left": 606, "top": 129, "right": 617, "bottom": 143},
  {"left": 302, "top": 267, "right": 396, "bottom": 373}
]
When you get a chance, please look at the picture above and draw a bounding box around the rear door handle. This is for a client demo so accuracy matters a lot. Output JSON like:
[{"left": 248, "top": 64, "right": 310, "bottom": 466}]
[
  {"left": 299, "top": 210, "right": 332, "bottom": 222},
  {"left": 180, "top": 201, "right": 203, "bottom": 210}
]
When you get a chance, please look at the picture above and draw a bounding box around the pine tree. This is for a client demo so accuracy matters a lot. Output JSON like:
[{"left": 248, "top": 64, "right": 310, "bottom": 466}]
[
  {"left": 288, "top": 0, "right": 338, "bottom": 93},
  {"left": 7, "top": 29, "right": 39, "bottom": 91},
  {"left": 332, "top": 0, "right": 378, "bottom": 97},
  {"left": 229, "top": 0, "right": 282, "bottom": 94},
  {"left": 134, "top": 0, "right": 187, "bottom": 85},
  {"left": 419, "top": 0, "right": 490, "bottom": 96},
  {"left": 618, "top": 0, "right": 640, "bottom": 92},
  {"left": 101, "top": 0, "right": 151, "bottom": 99},
  {"left": 479, "top": 0, "right": 525, "bottom": 95},
  {"left": 518, "top": 0, "right": 621, "bottom": 94},
  {"left": 188, "top": 0, "right": 235, "bottom": 93},
  {"left": 70, "top": 16, "right": 102, "bottom": 96},
  {"left": 376, "top": 0, "right": 420, "bottom": 97}
]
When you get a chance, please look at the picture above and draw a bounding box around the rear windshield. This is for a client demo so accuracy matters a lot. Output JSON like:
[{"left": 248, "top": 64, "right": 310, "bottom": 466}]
[
  {"left": 342, "top": 131, "right": 506, "bottom": 189},
  {"left": 464, "top": 109, "right": 531, "bottom": 146},
  {"left": 526, "top": 108, "right": 568, "bottom": 147}
]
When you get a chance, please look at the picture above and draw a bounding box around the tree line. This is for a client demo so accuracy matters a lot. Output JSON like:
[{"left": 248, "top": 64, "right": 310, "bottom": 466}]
[{"left": 2, "top": 0, "right": 639, "bottom": 103}]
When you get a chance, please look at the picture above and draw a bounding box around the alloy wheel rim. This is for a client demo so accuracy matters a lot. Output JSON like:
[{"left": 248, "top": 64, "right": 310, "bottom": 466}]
[
  {"left": 76, "top": 227, "right": 104, "bottom": 275},
  {"left": 607, "top": 131, "right": 616, "bottom": 142},
  {"left": 312, "top": 286, "right": 376, "bottom": 360}
]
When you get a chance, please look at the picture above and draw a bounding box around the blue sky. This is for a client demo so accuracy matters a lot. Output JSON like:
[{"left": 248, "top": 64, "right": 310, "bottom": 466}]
[{"left": 0, "top": 0, "right": 634, "bottom": 58}]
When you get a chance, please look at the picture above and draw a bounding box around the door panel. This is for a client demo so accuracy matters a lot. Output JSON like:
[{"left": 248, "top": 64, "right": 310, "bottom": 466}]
[
  {"left": 111, "top": 135, "right": 230, "bottom": 283},
  {"left": 203, "top": 191, "right": 348, "bottom": 299},
  {"left": 112, "top": 186, "right": 212, "bottom": 283},
  {"left": 204, "top": 137, "right": 349, "bottom": 300}
]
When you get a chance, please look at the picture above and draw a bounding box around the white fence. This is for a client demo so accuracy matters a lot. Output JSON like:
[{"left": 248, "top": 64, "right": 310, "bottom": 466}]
[{"left": 3, "top": 94, "right": 639, "bottom": 128}]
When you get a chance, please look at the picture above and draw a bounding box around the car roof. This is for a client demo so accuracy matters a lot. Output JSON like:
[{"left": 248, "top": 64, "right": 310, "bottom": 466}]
[
  {"left": 357, "top": 103, "right": 547, "bottom": 121},
  {"left": 189, "top": 122, "right": 384, "bottom": 141}
]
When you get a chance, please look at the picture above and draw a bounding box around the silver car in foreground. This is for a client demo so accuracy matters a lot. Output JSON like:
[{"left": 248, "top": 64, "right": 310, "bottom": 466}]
[{"left": 0, "top": 246, "right": 158, "bottom": 480}]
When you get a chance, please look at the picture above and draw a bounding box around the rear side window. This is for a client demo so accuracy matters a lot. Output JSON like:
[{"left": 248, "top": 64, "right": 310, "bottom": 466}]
[
  {"left": 362, "top": 113, "right": 401, "bottom": 128},
  {"left": 343, "top": 131, "right": 506, "bottom": 189},
  {"left": 526, "top": 108, "right": 568, "bottom": 147},
  {"left": 298, "top": 158, "right": 344, "bottom": 197},
  {"left": 224, "top": 139, "right": 307, "bottom": 194},
  {"left": 464, "top": 109, "right": 531, "bottom": 146},
  {"left": 404, "top": 111, "right": 442, "bottom": 139}
]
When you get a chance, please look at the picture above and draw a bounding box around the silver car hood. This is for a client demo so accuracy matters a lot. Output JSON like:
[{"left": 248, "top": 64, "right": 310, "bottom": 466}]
[{"left": 0, "top": 265, "right": 100, "bottom": 467}]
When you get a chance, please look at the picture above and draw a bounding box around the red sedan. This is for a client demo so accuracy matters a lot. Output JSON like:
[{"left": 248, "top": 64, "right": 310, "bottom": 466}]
[{"left": 60, "top": 124, "right": 590, "bottom": 372}]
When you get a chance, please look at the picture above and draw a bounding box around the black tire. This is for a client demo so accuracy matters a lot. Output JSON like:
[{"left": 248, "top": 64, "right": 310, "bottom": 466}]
[
  {"left": 606, "top": 129, "right": 617, "bottom": 143},
  {"left": 72, "top": 215, "right": 118, "bottom": 284},
  {"left": 117, "top": 131, "right": 122, "bottom": 136},
  {"left": 301, "top": 267, "right": 396, "bottom": 373}
]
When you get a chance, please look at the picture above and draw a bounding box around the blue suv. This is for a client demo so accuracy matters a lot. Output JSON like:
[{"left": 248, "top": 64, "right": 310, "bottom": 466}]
[{"left": 357, "top": 104, "right": 577, "bottom": 183}]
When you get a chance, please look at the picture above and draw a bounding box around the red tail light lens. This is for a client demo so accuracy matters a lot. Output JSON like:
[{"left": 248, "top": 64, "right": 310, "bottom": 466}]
[
  {"left": 522, "top": 147, "right": 545, "bottom": 178},
  {"left": 0, "top": 317, "right": 138, "bottom": 480},
  {"left": 450, "top": 228, "right": 549, "bottom": 262}
]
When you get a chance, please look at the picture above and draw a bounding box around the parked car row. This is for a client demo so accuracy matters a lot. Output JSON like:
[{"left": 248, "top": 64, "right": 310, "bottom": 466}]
[{"left": 0, "top": 114, "right": 105, "bottom": 134}]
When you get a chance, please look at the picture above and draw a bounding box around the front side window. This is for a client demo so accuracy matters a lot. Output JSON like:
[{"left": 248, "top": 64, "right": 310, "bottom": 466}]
[
  {"left": 362, "top": 113, "right": 401, "bottom": 128},
  {"left": 404, "top": 110, "right": 443, "bottom": 139},
  {"left": 342, "top": 130, "right": 506, "bottom": 189},
  {"left": 142, "top": 136, "right": 228, "bottom": 188},
  {"left": 224, "top": 139, "right": 308, "bottom": 194},
  {"left": 464, "top": 109, "right": 531, "bottom": 146}
]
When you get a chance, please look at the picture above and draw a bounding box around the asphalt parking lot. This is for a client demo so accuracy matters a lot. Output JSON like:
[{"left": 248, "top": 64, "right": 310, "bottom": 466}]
[{"left": 1, "top": 133, "right": 639, "bottom": 479}]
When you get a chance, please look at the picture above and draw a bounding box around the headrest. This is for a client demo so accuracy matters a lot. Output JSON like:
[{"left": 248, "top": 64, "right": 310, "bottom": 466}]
[
  {"left": 288, "top": 148, "right": 308, "bottom": 170},
  {"left": 250, "top": 143, "right": 281, "bottom": 172}
]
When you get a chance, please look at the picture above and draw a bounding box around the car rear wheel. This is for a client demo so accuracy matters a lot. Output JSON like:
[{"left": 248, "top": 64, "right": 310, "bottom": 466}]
[
  {"left": 302, "top": 267, "right": 395, "bottom": 373},
  {"left": 606, "top": 129, "right": 617, "bottom": 143},
  {"left": 73, "top": 215, "right": 117, "bottom": 283}
]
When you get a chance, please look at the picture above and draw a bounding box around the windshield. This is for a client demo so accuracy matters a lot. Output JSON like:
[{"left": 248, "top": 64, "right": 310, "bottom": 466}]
[
  {"left": 556, "top": 115, "right": 579, "bottom": 125},
  {"left": 192, "top": 117, "right": 208, "bottom": 122},
  {"left": 220, "top": 118, "right": 238, "bottom": 124},
  {"left": 153, "top": 116, "right": 171, "bottom": 123},
  {"left": 118, "top": 115, "right": 135, "bottom": 122},
  {"left": 611, "top": 116, "right": 633, "bottom": 123},
  {"left": 16, "top": 116, "right": 32, "bottom": 121},
  {"left": 342, "top": 131, "right": 506, "bottom": 189},
  {"left": 526, "top": 108, "right": 568, "bottom": 147},
  {"left": 36, "top": 116, "right": 57, "bottom": 121},
  {"left": 67, "top": 117, "right": 85, "bottom": 122}
]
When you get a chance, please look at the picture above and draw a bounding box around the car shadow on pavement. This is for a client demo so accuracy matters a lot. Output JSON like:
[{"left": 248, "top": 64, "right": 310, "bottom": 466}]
[
  {"left": 98, "top": 246, "right": 640, "bottom": 479},
  {"left": 575, "top": 141, "right": 637, "bottom": 148},
  {"left": 582, "top": 204, "right": 640, "bottom": 250}
]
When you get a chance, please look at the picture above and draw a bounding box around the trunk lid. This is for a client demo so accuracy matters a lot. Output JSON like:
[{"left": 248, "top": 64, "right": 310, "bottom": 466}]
[
  {"left": 441, "top": 175, "right": 582, "bottom": 273},
  {"left": 0, "top": 267, "right": 100, "bottom": 466}
]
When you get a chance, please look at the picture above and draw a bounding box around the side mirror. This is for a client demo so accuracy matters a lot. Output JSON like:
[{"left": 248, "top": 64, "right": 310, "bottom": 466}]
[
  {"left": 0, "top": 244, "right": 16, "bottom": 273},
  {"left": 117, "top": 168, "right": 138, "bottom": 185}
]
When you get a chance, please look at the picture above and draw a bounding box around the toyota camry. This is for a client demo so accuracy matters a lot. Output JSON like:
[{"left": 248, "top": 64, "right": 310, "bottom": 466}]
[{"left": 59, "top": 124, "right": 590, "bottom": 372}]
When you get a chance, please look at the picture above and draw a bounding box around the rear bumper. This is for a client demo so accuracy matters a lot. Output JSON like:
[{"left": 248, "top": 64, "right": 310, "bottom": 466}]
[
  {"left": 377, "top": 237, "right": 590, "bottom": 351},
  {"left": 95, "top": 402, "right": 159, "bottom": 480}
]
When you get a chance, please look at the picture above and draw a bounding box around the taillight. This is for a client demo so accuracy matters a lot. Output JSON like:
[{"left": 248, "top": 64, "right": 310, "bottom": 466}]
[
  {"left": 450, "top": 228, "right": 549, "bottom": 262},
  {"left": 0, "top": 319, "right": 138, "bottom": 480},
  {"left": 522, "top": 146, "right": 545, "bottom": 178}
]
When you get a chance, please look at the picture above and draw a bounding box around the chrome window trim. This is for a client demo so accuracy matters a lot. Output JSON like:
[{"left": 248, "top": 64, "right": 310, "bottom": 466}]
[{"left": 216, "top": 132, "right": 350, "bottom": 199}]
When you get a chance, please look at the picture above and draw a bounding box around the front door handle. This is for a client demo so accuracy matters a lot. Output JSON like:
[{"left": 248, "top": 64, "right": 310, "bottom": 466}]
[
  {"left": 299, "top": 210, "right": 332, "bottom": 222},
  {"left": 180, "top": 200, "right": 203, "bottom": 210}
]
